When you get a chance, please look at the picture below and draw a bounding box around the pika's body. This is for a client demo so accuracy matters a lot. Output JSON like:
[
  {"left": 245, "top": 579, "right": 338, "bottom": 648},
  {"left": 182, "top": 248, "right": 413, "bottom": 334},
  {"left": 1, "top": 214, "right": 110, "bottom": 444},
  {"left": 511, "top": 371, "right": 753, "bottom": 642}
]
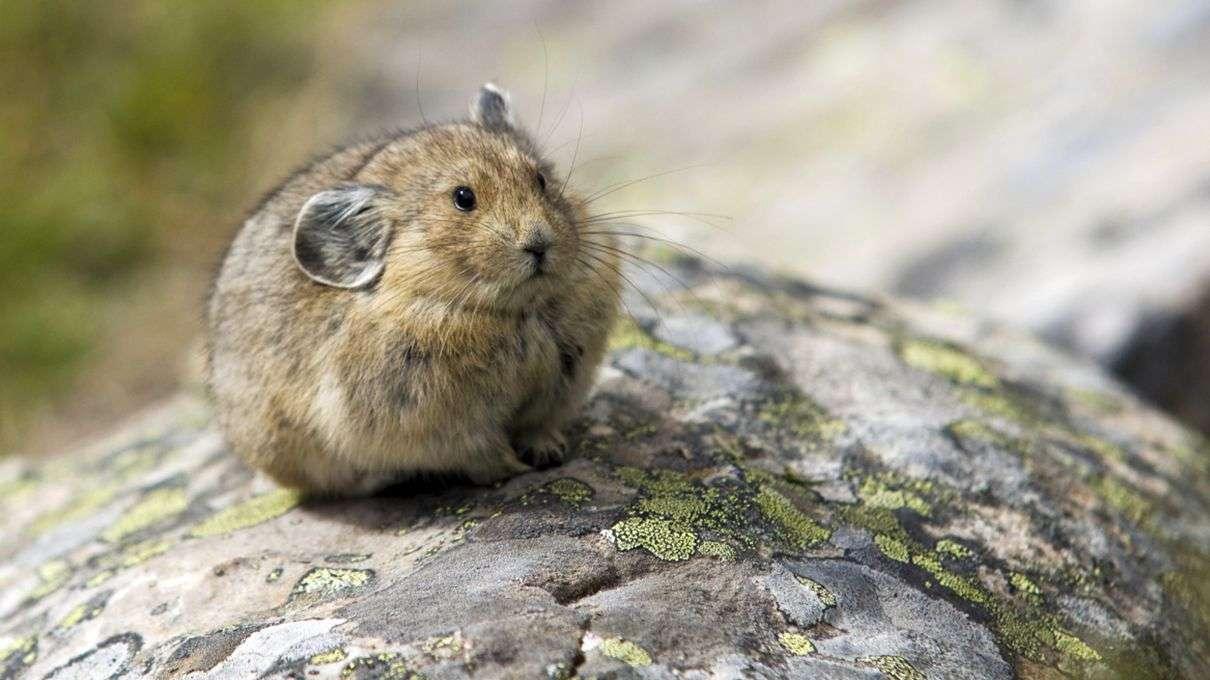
[{"left": 206, "top": 86, "right": 620, "bottom": 495}]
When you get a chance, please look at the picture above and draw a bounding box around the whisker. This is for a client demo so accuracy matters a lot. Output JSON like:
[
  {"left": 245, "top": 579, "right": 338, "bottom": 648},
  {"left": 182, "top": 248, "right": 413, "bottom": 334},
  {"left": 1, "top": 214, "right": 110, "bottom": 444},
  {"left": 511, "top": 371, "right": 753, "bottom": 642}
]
[
  {"left": 579, "top": 164, "right": 715, "bottom": 206},
  {"left": 574, "top": 255, "right": 638, "bottom": 323},
  {"left": 578, "top": 248, "right": 663, "bottom": 321},
  {"left": 581, "top": 240, "right": 698, "bottom": 309},
  {"left": 581, "top": 227, "right": 730, "bottom": 271},
  {"left": 558, "top": 100, "right": 585, "bottom": 201}
]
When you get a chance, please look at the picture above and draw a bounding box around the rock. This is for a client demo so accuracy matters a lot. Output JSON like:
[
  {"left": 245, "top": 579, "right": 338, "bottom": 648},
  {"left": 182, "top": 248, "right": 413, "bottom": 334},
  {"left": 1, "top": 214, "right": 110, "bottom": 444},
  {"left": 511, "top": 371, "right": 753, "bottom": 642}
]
[{"left": 1, "top": 257, "right": 1209, "bottom": 679}]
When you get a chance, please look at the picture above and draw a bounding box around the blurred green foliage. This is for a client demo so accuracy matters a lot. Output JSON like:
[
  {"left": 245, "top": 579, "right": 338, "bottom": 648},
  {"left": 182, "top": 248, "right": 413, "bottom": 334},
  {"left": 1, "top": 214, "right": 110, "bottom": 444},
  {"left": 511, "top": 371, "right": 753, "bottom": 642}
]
[{"left": 0, "top": 1, "right": 333, "bottom": 448}]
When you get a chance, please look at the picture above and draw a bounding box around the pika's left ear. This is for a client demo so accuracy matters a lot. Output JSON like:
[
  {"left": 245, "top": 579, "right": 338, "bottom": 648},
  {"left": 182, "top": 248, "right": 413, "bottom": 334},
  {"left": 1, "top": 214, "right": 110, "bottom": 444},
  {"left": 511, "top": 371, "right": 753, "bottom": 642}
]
[{"left": 470, "top": 83, "right": 513, "bottom": 130}]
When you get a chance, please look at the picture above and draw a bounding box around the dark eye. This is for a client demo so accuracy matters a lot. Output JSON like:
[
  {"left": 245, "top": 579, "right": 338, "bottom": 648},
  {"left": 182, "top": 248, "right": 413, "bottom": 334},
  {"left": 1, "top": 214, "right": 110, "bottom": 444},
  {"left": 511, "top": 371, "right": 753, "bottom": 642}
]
[
  {"left": 536, "top": 171, "right": 548, "bottom": 192},
  {"left": 452, "top": 186, "right": 476, "bottom": 211}
]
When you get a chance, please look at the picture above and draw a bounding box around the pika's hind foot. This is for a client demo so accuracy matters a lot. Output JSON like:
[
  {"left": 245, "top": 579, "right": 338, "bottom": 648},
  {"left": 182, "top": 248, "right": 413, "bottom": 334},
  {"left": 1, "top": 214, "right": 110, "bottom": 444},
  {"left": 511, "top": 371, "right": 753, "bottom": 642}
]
[
  {"left": 466, "top": 448, "right": 533, "bottom": 486},
  {"left": 515, "top": 431, "right": 568, "bottom": 469}
]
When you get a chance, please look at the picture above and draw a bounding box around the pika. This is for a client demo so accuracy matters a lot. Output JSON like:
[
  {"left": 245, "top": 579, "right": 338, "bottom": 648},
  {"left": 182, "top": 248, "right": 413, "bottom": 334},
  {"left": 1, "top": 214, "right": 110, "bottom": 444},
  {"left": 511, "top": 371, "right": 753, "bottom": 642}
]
[{"left": 206, "top": 84, "right": 620, "bottom": 496}]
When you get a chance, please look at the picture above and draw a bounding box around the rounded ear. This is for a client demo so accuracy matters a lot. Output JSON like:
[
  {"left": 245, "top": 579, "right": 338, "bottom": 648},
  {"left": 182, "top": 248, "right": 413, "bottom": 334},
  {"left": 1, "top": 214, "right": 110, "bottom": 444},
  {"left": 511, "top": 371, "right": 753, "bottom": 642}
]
[
  {"left": 292, "top": 185, "right": 392, "bottom": 289},
  {"left": 470, "top": 82, "right": 514, "bottom": 130}
]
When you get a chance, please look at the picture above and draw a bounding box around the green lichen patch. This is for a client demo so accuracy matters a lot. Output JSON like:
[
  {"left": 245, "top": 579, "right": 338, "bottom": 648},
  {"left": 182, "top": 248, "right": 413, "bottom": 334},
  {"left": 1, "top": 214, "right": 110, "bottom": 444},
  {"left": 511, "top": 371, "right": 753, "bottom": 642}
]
[
  {"left": 540, "top": 478, "right": 594, "bottom": 506},
  {"left": 56, "top": 591, "right": 110, "bottom": 631},
  {"left": 697, "top": 540, "right": 737, "bottom": 560},
  {"left": 778, "top": 631, "right": 815, "bottom": 655},
  {"left": 189, "top": 488, "right": 301, "bottom": 538},
  {"left": 609, "top": 465, "right": 831, "bottom": 562},
  {"left": 610, "top": 516, "right": 698, "bottom": 561},
  {"left": 875, "top": 534, "right": 911, "bottom": 563},
  {"left": 1010, "top": 572, "right": 1043, "bottom": 602},
  {"left": 309, "top": 647, "right": 348, "bottom": 665},
  {"left": 795, "top": 575, "right": 838, "bottom": 608},
  {"left": 600, "top": 638, "right": 652, "bottom": 667},
  {"left": 27, "top": 484, "right": 119, "bottom": 536},
  {"left": 289, "top": 567, "right": 374, "bottom": 603},
  {"left": 0, "top": 636, "right": 37, "bottom": 678},
  {"left": 1091, "top": 475, "right": 1151, "bottom": 525},
  {"left": 1050, "top": 629, "right": 1101, "bottom": 662},
  {"left": 934, "top": 538, "right": 974, "bottom": 560},
  {"left": 898, "top": 338, "right": 998, "bottom": 388},
  {"left": 756, "top": 389, "right": 846, "bottom": 443},
  {"left": 266, "top": 567, "right": 284, "bottom": 583},
  {"left": 1065, "top": 388, "right": 1125, "bottom": 415},
  {"left": 857, "top": 476, "right": 933, "bottom": 516},
  {"left": 944, "top": 419, "right": 1017, "bottom": 451},
  {"left": 27, "top": 559, "right": 71, "bottom": 602},
  {"left": 101, "top": 486, "right": 188, "bottom": 543},
  {"left": 420, "top": 632, "right": 464, "bottom": 659},
  {"left": 857, "top": 655, "right": 926, "bottom": 680},
  {"left": 754, "top": 486, "right": 831, "bottom": 549},
  {"left": 341, "top": 652, "right": 421, "bottom": 679},
  {"left": 608, "top": 317, "right": 695, "bottom": 361}
]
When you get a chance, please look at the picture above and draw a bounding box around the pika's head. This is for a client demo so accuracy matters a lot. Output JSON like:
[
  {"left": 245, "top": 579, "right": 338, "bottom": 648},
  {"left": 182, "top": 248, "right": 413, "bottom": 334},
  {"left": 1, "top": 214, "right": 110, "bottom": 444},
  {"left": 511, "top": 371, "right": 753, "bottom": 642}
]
[{"left": 291, "top": 84, "right": 599, "bottom": 311}]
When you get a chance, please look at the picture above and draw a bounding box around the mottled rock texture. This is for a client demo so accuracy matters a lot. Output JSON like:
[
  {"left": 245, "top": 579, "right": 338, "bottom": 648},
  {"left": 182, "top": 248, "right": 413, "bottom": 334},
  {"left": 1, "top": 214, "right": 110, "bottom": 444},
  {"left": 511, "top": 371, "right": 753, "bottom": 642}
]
[{"left": 2, "top": 258, "right": 1209, "bottom": 679}]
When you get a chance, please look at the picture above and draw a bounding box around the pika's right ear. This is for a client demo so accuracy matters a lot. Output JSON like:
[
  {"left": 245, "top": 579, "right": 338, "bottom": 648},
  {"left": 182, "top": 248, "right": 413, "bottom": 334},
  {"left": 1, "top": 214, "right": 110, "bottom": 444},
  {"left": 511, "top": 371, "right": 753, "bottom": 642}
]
[
  {"left": 470, "top": 83, "right": 514, "bottom": 130},
  {"left": 292, "top": 185, "right": 392, "bottom": 289}
]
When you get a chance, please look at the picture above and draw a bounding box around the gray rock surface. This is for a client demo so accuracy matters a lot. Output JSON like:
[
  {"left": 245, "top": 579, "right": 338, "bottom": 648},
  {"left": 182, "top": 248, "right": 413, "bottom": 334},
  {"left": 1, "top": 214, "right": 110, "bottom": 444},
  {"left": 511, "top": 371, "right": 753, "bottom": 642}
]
[{"left": 2, "top": 258, "right": 1209, "bottom": 679}]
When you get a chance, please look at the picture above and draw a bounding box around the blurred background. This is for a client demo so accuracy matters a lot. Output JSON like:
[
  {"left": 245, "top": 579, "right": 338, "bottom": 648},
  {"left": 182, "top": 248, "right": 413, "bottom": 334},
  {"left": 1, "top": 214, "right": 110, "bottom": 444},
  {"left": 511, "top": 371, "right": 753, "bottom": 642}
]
[{"left": 3, "top": 0, "right": 1210, "bottom": 455}]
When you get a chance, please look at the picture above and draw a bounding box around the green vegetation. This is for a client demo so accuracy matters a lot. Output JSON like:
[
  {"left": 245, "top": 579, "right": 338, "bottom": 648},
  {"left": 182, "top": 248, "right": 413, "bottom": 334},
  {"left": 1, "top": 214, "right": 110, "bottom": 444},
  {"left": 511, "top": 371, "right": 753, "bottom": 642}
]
[{"left": 0, "top": 2, "right": 343, "bottom": 450}]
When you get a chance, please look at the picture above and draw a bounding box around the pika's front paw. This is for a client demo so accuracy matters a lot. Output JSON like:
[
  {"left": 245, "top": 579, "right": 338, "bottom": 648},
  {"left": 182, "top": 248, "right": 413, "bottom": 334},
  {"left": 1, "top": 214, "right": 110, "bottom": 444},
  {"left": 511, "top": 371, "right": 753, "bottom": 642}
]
[
  {"left": 466, "top": 449, "right": 533, "bottom": 486},
  {"left": 515, "top": 431, "right": 568, "bottom": 470}
]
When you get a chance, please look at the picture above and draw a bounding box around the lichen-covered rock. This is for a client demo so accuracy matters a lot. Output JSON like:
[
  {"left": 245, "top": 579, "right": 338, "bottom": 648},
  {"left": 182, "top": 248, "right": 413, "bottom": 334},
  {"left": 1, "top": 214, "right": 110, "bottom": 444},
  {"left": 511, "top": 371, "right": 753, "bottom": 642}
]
[{"left": 2, "top": 257, "right": 1208, "bottom": 679}]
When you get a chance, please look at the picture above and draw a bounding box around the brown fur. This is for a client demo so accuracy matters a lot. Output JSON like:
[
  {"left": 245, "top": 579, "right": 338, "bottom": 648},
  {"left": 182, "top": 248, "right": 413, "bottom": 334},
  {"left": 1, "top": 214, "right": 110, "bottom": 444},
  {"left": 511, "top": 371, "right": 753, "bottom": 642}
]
[{"left": 206, "top": 86, "right": 620, "bottom": 496}]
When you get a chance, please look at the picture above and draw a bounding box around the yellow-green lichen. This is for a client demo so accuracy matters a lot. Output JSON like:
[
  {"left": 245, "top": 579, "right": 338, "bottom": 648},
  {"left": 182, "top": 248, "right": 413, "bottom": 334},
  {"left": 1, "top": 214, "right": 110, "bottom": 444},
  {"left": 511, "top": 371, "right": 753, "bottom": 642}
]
[
  {"left": 858, "top": 477, "right": 932, "bottom": 516},
  {"left": 542, "top": 478, "right": 594, "bottom": 505},
  {"left": 421, "top": 633, "right": 463, "bottom": 658},
  {"left": 290, "top": 567, "right": 373, "bottom": 602},
  {"left": 1092, "top": 475, "right": 1151, "bottom": 525},
  {"left": 86, "top": 570, "right": 116, "bottom": 587},
  {"left": 910, "top": 552, "right": 990, "bottom": 605},
  {"left": 310, "top": 647, "right": 348, "bottom": 665},
  {"left": 758, "top": 391, "right": 846, "bottom": 442},
  {"left": 101, "top": 486, "right": 188, "bottom": 543},
  {"left": 935, "top": 539, "right": 973, "bottom": 559},
  {"left": 858, "top": 655, "right": 926, "bottom": 680},
  {"left": 0, "top": 635, "right": 37, "bottom": 669},
  {"left": 57, "top": 597, "right": 106, "bottom": 630},
  {"left": 600, "top": 638, "right": 652, "bottom": 667},
  {"left": 1065, "top": 388, "right": 1123, "bottom": 415},
  {"left": 961, "top": 390, "right": 1034, "bottom": 424},
  {"left": 899, "top": 338, "right": 998, "bottom": 388},
  {"left": 340, "top": 653, "right": 419, "bottom": 679},
  {"left": 696, "top": 540, "right": 736, "bottom": 560},
  {"left": 945, "top": 419, "right": 1015, "bottom": 449},
  {"left": 875, "top": 534, "right": 910, "bottom": 563},
  {"left": 610, "top": 516, "right": 697, "bottom": 561},
  {"left": 754, "top": 486, "right": 830, "bottom": 549},
  {"left": 1074, "top": 435, "right": 1126, "bottom": 463},
  {"left": 778, "top": 631, "right": 815, "bottom": 655},
  {"left": 608, "top": 317, "right": 694, "bottom": 361},
  {"left": 28, "top": 485, "right": 119, "bottom": 536},
  {"left": 1050, "top": 629, "right": 1101, "bottom": 662},
  {"left": 27, "top": 560, "right": 70, "bottom": 601},
  {"left": 795, "top": 575, "right": 837, "bottom": 608},
  {"left": 116, "top": 537, "right": 175, "bottom": 568},
  {"left": 1010, "top": 572, "right": 1043, "bottom": 601},
  {"left": 189, "top": 488, "right": 301, "bottom": 538}
]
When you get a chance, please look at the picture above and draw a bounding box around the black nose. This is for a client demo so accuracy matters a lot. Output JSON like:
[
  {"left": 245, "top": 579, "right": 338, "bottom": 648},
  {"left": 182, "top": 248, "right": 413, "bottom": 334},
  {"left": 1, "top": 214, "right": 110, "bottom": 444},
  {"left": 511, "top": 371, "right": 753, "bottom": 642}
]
[{"left": 522, "top": 240, "right": 549, "bottom": 265}]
